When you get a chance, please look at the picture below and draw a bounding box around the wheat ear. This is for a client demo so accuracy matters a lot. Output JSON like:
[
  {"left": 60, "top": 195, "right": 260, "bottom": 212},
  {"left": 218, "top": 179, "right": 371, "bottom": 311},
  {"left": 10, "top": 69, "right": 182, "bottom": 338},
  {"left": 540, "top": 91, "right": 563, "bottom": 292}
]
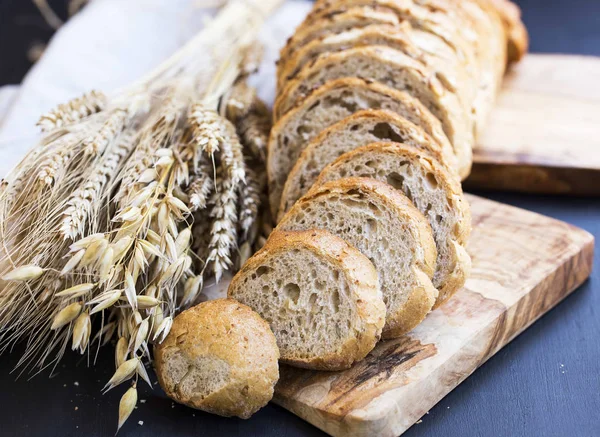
[{"left": 37, "top": 90, "right": 106, "bottom": 132}]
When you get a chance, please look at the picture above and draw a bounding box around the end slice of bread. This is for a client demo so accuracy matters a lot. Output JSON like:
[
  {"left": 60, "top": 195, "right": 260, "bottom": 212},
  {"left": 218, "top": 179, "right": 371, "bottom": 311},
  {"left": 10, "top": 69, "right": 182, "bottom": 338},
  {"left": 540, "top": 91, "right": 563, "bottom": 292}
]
[
  {"left": 267, "top": 78, "right": 454, "bottom": 218},
  {"left": 315, "top": 142, "right": 472, "bottom": 307},
  {"left": 154, "top": 299, "right": 280, "bottom": 419},
  {"left": 277, "top": 177, "right": 437, "bottom": 338},
  {"left": 277, "top": 109, "right": 458, "bottom": 222},
  {"left": 228, "top": 229, "right": 386, "bottom": 370}
]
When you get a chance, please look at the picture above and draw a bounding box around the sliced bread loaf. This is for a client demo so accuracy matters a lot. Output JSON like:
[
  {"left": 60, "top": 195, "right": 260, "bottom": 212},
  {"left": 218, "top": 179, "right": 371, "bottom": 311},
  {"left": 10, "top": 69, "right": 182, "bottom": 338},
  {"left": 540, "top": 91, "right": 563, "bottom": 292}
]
[
  {"left": 277, "top": 109, "right": 456, "bottom": 221},
  {"left": 267, "top": 78, "right": 453, "bottom": 217},
  {"left": 278, "top": 5, "right": 401, "bottom": 62},
  {"left": 228, "top": 229, "right": 386, "bottom": 370},
  {"left": 298, "top": 0, "right": 480, "bottom": 72},
  {"left": 277, "top": 177, "right": 437, "bottom": 338},
  {"left": 277, "top": 23, "right": 475, "bottom": 113},
  {"left": 273, "top": 46, "right": 473, "bottom": 174},
  {"left": 314, "top": 142, "right": 471, "bottom": 307}
]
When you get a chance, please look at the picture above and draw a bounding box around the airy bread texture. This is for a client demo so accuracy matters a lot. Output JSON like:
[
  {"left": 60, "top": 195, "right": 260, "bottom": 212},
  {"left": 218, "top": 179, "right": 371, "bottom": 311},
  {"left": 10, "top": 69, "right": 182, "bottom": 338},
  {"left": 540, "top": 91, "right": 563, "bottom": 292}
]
[
  {"left": 276, "top": 23, "right": 474, "bottom": 112},
  {"left": 315, "top": 143, "right": 471, "bottom": 307},
  {"left": 228, "top": 229, "right": 386, "bottom": 370},
  {"left": 267, "top": 78, "right": 452, "bottom": 217},
  {"left": 274, "top": 46, "right": 473, "bottom": 176},
  {"left": 278, "top": 109, "right": 456, "bottom": 221},
  {"left": 154, "top": 299, "right": 280, "bottom": 419},
  {"left": 277, "top": 177, "right": 437, "bottom": 338}
]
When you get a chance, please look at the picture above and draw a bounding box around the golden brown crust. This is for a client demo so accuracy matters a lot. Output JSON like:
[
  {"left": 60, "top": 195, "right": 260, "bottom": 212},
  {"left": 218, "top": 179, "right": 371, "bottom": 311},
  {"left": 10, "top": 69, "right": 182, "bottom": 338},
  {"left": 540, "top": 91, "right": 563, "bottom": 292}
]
[
  {"left": 314, "top": 142, "right": 472, "bottom": 305},
  {"left": 154, "top": 299, "right": 280, "bottom": 419},
  {"left": 284, "top": 177, "right": 437, "bottom": 337},
  {"left": 229, "top": 229, "right": 386, "bottom": 371}
]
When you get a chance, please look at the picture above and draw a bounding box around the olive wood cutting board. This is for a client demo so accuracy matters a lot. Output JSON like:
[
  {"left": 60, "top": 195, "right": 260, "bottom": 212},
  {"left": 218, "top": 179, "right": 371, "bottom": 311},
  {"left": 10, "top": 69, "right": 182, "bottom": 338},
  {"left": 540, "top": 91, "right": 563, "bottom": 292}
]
[
  {"left": 273, "top": 194, "right": 594, "bottom": 437},
  {"left": 464, "top": 54, "right": 600, "bottom": 195}
]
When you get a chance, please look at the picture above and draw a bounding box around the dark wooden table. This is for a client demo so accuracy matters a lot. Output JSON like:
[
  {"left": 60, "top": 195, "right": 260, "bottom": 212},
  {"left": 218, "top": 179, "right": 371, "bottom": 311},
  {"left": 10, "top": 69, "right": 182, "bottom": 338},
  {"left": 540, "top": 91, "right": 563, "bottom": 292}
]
[{"left": 0, "top": 0, "right": 598, "bottom": 436}]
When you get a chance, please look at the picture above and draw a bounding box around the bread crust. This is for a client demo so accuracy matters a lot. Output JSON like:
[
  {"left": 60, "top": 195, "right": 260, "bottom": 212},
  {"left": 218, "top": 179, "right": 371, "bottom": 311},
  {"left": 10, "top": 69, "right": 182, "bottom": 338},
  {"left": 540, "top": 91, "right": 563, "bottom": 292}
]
[
  {"left": 480, "top": 0, "right": 529, "bottom": 62},
  {"left": 274, "top": 45, "right": 473, "bottom": 177},
  {"left": 314, "top": 142, "right": 471, "bottom": 307},
  {"left": 278, "top": 109, "right": 457, "bottom": 221},
  {"left": 154, "top": 299, "right": 280, "bottom": 419},
  {"left": 267, "top": 77, "right": 456, "bottom": 217},
  {"left": 280, "top": 177, "right": 437, "bottom": 337},
  {"left": 228, "top": 229, "right": 386, "bottom": 371}
]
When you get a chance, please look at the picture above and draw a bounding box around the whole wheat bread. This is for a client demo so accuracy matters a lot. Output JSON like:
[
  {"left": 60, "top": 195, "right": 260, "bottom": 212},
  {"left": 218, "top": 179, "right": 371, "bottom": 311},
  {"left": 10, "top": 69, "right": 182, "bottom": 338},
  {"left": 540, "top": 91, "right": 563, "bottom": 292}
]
[
  {"left": 278, "top": 5, "right": 401, "bottom": 62},
  {"left": 274, "top": 45, "right": 473, "bottom": 173},
  {"left": 267, "top": 78, "right": 454, "bottom": 217},
  {"left": 277, "top": 109, "right": 457, "bottom": 221},
  {"left": 276, "top": 23, "right": 475, "bottom": 114},
  {"left": 315, "top": 142, "right": 471, "bottom": 307},
  {"left": 154, "top": 299, "right": 280, "bottom": 419},
  {"left": 294, "top": 0, "right": 480, "bottom": 79},
  {"left": 277, "top": 177, "right": 437, "bottom": 338},
  {"left": 227, "top": 229, "right": 386, "bottom": 371}
]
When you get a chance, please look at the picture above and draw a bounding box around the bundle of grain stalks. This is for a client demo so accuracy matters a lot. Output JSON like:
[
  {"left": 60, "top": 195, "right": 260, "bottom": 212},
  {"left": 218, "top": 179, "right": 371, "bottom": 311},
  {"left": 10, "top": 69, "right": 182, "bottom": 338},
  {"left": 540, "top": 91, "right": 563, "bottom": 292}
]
[{"left": 0, "top": 0, "right": 281, "bottom": 430}]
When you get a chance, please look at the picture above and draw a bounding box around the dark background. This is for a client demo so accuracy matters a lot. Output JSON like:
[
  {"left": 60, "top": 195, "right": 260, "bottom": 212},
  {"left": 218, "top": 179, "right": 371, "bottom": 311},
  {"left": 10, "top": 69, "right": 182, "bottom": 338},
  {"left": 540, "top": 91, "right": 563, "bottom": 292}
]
[{"left": 0, "top": 1, "right": 598, "bottom": 436}]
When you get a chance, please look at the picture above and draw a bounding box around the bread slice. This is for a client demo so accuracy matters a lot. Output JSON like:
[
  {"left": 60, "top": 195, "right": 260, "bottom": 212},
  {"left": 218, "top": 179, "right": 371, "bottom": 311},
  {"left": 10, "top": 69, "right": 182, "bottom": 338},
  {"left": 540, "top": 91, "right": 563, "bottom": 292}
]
[
  {"left": 274, "top": 46, "right": 473, "bottom": 173},
  {"left": 294, "top": 0, "right": 507, "bottom": 132},
  {"left": 154, "top": 299, "right": 280, "bottom": 419},
  {"left": 277, "top": 177, "right": 437, "bottom": 338},
  {"left": 299, "top": 0, "right": 480, "bottom": 73},
  {"left": 228, "top": 229, "right": 386, "bottom": 370},
  {"left": 278, "top": 109, "right": 457, "bottom": 221},
  {"left": 278, "top": 5, "right": 401, "bottom": 63},
  {"left": 276, "top": 23, "right": 475, "bottom": 113},
  {"left": 306, "top": 0, "right": 527, "bottom": 63},
  {"left": 315, "top": 142, "right": 471, "bottom": 308},
  {"left": 267, "top": 78, "right": 453, "bottom": 217}
]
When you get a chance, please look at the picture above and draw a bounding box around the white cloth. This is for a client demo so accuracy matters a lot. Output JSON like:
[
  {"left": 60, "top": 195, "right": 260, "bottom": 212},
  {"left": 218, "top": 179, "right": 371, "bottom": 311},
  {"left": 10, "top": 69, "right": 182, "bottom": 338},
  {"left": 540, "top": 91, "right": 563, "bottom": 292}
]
[{"left": 0, "top": 0, "right": 311, "bottom": 177}]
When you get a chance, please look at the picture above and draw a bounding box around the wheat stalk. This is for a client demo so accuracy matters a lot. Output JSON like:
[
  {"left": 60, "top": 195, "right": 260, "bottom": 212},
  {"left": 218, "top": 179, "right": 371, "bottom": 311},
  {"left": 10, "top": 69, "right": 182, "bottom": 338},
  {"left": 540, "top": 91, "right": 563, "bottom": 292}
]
[
  {"left": 37, "top": 90, "right": 106, "bottom": 132},
  {"left": 0, "top": 0, "right": 282, "bottom": 429}
]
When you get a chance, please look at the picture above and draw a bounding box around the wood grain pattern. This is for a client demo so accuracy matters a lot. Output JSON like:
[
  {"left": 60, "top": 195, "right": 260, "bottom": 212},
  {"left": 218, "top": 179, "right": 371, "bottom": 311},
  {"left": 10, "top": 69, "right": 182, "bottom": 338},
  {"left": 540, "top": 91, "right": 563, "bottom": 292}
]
[
  {"left": 273, "top": 194, "right": 594, "bottom": 437},
  {"left": 465, "top": 54, "right": 600, "bottom": 195}
]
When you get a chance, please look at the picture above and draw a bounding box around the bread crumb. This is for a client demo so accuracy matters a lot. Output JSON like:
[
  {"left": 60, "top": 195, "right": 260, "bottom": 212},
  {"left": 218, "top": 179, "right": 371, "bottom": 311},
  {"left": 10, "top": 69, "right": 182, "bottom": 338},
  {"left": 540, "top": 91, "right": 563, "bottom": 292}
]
[
  {"left": 74, "top": 381, "right": 79, "bottom": 386},
  {"left": 416, "top": 419, "right": 423, "bottom": 424},
  {"left": 140, "top": 399, "right": 146, "bottom": 404},
  {"left": 74, "top": 407, "right": 78, "bottom": 411},
  {"left": 138, "top": 421, "right": 144, "bottom": 426}
]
